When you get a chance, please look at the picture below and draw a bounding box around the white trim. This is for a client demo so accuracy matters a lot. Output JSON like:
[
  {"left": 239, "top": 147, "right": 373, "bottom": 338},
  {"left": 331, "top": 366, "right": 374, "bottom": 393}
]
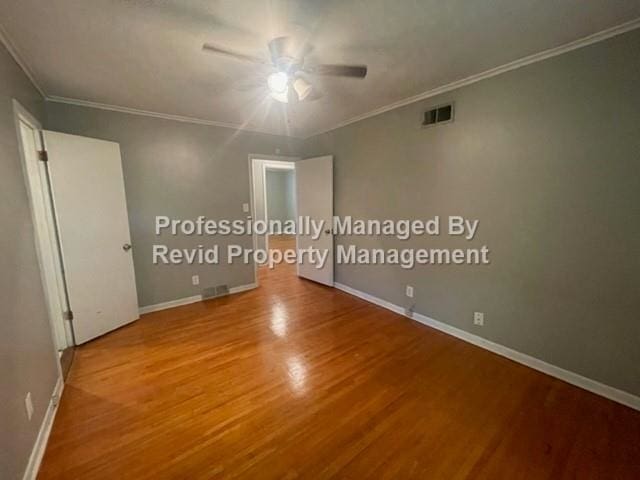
[
  {"left": 248, "top": 155, "right": 299, "bottom": 286},
  {"left": 229, "top": 282, "right": 258, "bottom": 294},
  {"left": 336, "top": 283, "right": 405, "bottom": 315},
  {"left": 139, "top": 283, "right": 258, "bottom": 315},
  {"left": 335, "top": 282, "right": 640, "bottom": 412},
  {"left": 13, "top": 100, "right": 71, "bottom": 351},
  {"left": 22, "top": 376, "right": 64, "bottom": 480},
  {"left": 46, "top": 96, "right": 300, "bottom": 138},
  {"left": 12, "top": 98, "right": 41, "bottom": 129},
  {"left": 139, "top": 295, "right": 203, "bottom": 315},
  {"left": 307, "top": 17, "right": 640, "bottom": 137},
  {"left": 263, "top": 163, "right": 296, "bottom": 170},
  {"left": 0, "top": 22, "right": 46, "bottom": 98}
]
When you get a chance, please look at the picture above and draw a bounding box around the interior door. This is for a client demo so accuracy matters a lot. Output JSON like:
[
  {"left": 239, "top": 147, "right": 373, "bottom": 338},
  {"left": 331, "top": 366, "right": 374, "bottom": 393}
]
[
  {"left": 295, "top": 155, "right": 334, "bottom": 286},
  {"left": 43, "top": 131, "right": 139, "bottom": 344}
]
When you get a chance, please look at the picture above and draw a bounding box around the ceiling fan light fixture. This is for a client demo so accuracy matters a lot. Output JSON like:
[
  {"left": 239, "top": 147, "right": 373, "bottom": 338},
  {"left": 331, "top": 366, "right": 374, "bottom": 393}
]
[
  {"left": 202, "top": 36, "right": 368, "bottom": 104},
  {"left": 292, "top": 78, "right": 312, "bottom": 101},
  {"left": 270, "top": 90, "right": 289, "bottom": 103},
  {"left": 267, "top": 71, "right": 289, "bottom": 94}
]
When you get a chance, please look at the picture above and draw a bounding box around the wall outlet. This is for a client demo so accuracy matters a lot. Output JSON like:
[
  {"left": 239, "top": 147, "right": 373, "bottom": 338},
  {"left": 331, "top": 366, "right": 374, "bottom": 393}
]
[
  {"left": 242, "top": 203, "right": 250, "bottom": 213},
  {"left": 192, "top": 275, "right": 200, "bottom": 286},
  {"left": 405, "top": 285, "right": 414, "bottom": 298},
  {"left": 25, "top": 392, "right": 34, "bottom": 421},
  {"left": 474, "top": 311, "right": 484, "bottom": 326}
]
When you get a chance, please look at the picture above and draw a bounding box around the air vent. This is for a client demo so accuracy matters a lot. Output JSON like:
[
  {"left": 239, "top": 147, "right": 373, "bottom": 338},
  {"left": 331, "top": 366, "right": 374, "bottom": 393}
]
[
  {"left": 202, "top": 284, "right": 229, "bottom": 300},
  {"left": 422, "top": 103, "right": 454, "bottom": 127}
]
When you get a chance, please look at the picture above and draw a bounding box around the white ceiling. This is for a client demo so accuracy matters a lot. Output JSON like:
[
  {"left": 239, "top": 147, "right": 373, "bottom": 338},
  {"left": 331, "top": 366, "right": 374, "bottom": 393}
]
[{"left": 2, "top": 0, "right": 640, "bottom": 137}]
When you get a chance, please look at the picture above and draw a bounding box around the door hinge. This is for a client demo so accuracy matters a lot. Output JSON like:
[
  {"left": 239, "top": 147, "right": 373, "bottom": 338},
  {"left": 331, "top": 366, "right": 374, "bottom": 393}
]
[
  {"left": 38, "top": 150, "right": 49, "bottom": 162},
  {"left": 63, "top": 310, "right": 74, "bottom": 321}
]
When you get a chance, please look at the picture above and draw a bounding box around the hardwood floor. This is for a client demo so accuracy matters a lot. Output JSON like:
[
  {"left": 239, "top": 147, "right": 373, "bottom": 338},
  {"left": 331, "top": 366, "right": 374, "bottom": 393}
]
[
  {"left": 39, "top": 263, "right": 640, "bottom": 479},
  {"left": 267, "top": 234, "right": 296, "bottom": 251}
]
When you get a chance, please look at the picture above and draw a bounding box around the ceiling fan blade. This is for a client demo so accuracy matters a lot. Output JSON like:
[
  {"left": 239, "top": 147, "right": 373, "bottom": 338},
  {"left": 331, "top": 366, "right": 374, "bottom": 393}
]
[
  {"left": 269, "top": 36, "right": 312, "bottom": 65},
  {"left": 234, "top": 81, "right": 266, "bottom": 92},
  {"left": 303, "top": 64, "right": 368, "bottom": 78},
  {"left": 202, "top": 43, "right": 267, "bottom": 65}
]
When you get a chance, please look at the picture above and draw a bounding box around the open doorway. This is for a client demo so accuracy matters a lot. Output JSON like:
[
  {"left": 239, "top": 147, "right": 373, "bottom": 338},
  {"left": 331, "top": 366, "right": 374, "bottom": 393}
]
[
  {"left": 249, "top": 154, "right": 335, "bottom": 288},
  {"left": 249, "top": 156, "right": 297, "bottom": 285},
  {"left": 265, "top": 165, "right": 297, "bottom": 252}
]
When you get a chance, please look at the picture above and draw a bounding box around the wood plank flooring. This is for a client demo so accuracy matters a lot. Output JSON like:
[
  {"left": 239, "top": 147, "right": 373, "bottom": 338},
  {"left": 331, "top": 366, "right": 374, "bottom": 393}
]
[{"left": 38, "top": 262, "right": 640, "bottom": 479}]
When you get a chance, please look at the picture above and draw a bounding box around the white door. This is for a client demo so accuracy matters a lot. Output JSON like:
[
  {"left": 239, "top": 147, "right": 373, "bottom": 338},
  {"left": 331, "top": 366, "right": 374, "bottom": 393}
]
[
  {"left": 295, "top": 155, "right": 334, "bottom": 286},
  {"left": 43, "top": 131, "right": 139, "bottom": 344}
]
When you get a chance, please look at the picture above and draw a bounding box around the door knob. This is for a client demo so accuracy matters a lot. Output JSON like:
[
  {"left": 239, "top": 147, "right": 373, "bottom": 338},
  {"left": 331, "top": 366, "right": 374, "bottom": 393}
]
[{"left": 122, "top": 243, "right": 132, "bottom": 251}]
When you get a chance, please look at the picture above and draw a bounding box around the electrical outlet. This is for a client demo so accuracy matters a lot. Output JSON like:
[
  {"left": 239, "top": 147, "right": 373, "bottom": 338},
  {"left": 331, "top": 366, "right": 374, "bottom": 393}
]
[
  {"left": 474, "top": 312, "right": 484, "bottom": 326},
  {"left": 192, "top": 275, "right": 200, "bottom": 286},
  {"left": 25, "top": 392, "right": 34, "bottom": 421},
  {"left": 242, "top": 203, "right": 250, "bottom": 213},
  {"left": 405, "top": 285, "right": 414, "bottom": 298}
]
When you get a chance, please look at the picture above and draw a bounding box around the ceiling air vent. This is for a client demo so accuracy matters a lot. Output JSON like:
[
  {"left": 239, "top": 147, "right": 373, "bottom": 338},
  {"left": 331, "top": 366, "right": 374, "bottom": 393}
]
[{"left": 422, "top": 103, "right": 454, "bottom": 127}]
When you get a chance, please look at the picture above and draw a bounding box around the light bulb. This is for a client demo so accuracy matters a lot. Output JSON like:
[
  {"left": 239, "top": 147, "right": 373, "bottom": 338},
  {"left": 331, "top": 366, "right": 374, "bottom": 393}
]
[
  {"left": 293, "top": 78, "right": 312, "bottom": 101},
  {"left": 267, "top": 72, "right": 289, "bottom": 94}
]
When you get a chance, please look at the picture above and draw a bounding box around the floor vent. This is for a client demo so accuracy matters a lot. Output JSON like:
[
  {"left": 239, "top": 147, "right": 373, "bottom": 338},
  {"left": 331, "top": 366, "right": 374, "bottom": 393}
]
[{"left": 202, "top": 284, "right": 229, "bottom": 299}]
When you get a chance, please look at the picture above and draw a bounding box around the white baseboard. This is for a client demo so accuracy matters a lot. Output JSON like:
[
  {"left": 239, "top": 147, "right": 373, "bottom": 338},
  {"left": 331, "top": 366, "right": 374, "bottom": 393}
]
[
  {"left": 139, "top": 283, "right": 258, "bottom": 315},
  {"left": 139, "top": 295, "right": 203, "bottom": 315},
  {"left": 23, "top": 375, "right": 64, "bottom": 480},
  {"left": 229, "top": 282, "right": 258, "bottom": 294},
  {"left": 335, "top": 282, "right": 640, "bottom": 411}
]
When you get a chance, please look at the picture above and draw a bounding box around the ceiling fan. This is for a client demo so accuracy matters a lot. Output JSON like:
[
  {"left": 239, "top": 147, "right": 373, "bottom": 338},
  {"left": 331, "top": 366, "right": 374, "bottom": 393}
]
[{"left": 202, "top": 36, "right": 368, "bottom": 104}]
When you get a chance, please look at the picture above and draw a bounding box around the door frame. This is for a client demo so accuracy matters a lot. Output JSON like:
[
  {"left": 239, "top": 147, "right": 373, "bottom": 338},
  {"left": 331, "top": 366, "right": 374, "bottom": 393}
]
[
  {"left": 247, "top": 154, "right": 298, "bottom": 286},
  {"left": 13, "top": 99, "right": 73, "bottom": 352}
]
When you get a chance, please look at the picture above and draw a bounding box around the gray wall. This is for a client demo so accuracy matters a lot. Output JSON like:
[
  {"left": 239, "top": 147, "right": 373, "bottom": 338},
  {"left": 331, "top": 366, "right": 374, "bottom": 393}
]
[
  {"left": 265, "top": 169, "right": 295, "bottom": 223},
  {"left": 303, "top": 29, "right": 640, "bottom": 396},
  {"left": 0, "top": 44, "right": 59, "bottom": 479},
  {"left": 46, "top": 103, "right": 303, "bottom": 307}
]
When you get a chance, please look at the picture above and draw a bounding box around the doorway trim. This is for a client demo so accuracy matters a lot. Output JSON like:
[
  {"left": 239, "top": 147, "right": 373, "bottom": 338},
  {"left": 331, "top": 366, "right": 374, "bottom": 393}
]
[
  {"left": 247, "top": 154, "right": 298, "bottom": 287},
  {"left": 13, "top": 99, "right": 73, "bottom": 351}
]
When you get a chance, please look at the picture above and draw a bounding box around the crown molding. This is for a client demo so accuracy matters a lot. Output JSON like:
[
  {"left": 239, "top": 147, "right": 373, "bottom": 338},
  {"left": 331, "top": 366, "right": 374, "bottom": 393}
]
[
  {"left": 3, "top": 14, "right": 639, "bottom": 139},
  {"left": 1, "top": 20, "right": 284, "bottom": 137},
  {"left": 0, "top": 21, "right": 46, "bottom": 98},
  {"left": 305, "top": 17, "right": 640, "bottom": 138},
  {"left": 46, "top": 96, "right": 299, "bottom": 138}
]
